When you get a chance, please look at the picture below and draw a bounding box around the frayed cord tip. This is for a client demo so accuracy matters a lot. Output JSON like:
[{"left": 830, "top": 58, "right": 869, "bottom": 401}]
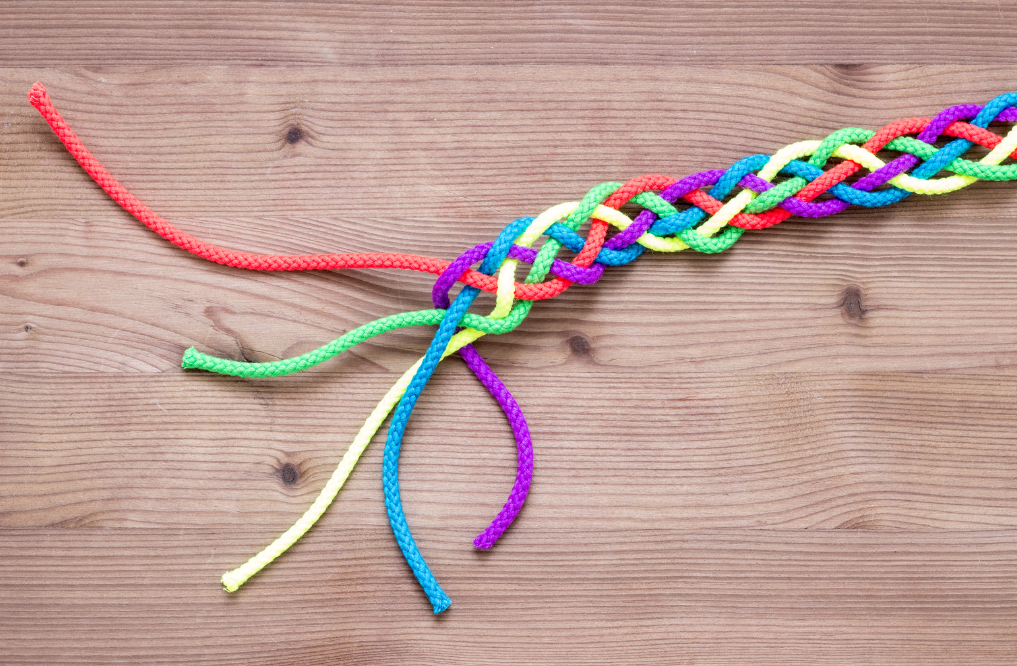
[
  {"left": 221, "top": 572, "right": 242, "bottom": 593},
  {"left": 181, "top": 347, "right": 201, "bottom": 369},
  {"left": 28, "top": 82, "right": 47, "bottom": 108}
]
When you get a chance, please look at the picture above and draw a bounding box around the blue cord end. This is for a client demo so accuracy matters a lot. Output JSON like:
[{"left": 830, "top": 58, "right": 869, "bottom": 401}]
[{"left": 431, "top": 592, "right": 451, "bottom": 614}]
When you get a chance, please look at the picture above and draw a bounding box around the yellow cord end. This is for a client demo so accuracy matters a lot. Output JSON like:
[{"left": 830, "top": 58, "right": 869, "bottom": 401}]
[{"left": 221, "top": 571, "right": 242, "bottom": 593}]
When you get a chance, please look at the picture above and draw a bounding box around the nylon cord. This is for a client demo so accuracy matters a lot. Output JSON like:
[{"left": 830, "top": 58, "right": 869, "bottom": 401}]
[{"left": 30, "top": 83, "right": 1017, "bottom": 612}]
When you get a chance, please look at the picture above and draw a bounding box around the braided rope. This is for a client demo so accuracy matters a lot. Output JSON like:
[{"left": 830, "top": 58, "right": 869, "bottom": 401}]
[{"left": 30, "top": 83, "right": 1017, "bottom": 612}]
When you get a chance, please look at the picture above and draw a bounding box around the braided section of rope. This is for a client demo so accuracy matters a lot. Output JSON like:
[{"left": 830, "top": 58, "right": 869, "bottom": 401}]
[{"left": 30, "top": 83, "right": 1017, "bottom": 613}]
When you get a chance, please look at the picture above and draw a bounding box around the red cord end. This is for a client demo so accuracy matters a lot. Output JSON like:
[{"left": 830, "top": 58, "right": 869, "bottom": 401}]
[{"left": 28, "top": 82, "right": 48, "bottom": 110}]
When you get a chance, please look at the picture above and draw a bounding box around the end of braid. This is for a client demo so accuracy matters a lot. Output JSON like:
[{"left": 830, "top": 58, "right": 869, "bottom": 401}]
[
  {"left": 28, "top": 82, "right": 48, "bottom": 110},
  {"left": 180, "top": 347, "right": 202, "bottom": 369},
  {"left": 221, "top": 571, "right": 243, "bottom": 593},
  {"left": 473, "top": 533, "right": 496, "bottom": 550},
  {"left": 432, "top": 594, "right": 451, "bottom": 614}
]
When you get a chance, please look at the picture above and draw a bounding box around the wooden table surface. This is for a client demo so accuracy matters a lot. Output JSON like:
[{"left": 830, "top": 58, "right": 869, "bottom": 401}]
[{"left": 3, "top": 3, "right": 1017, "bottom": 664}]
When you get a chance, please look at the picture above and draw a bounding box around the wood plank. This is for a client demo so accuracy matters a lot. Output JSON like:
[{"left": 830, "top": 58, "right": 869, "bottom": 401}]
[
  {"left": 3, "top": 371, "right": 1016, "bottom": 530},
  {"left": 2, "top": 528, "right": 1015, "bottom": 665},
  {"left": 5, "top": 65, "right": 1017, "bottom": 221},
  {"left": 7, "top": 211, "right": 1017, "bottom": 374},
  {"left": 3, "top": 1, "right": 1017, "bottom": 65}
]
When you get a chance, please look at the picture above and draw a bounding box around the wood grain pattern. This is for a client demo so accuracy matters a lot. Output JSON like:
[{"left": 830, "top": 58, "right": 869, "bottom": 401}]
[
  {"left": 3, "top": 528, "right": 1016, "bottom": 665},
  {"left": 4, "top": 5, "right": 1017, "bottom": 664},
  {"left": 4, "top": 1, "right": 1017, "bottom": 65},
  {"left": 3, "top": 371, "right": 1017, "bottom": 530}
]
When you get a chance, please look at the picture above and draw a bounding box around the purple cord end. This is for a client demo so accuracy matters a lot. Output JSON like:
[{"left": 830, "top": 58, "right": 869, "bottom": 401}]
[{"left": 473, "top": 533, "right": 496, "bottom": 550}]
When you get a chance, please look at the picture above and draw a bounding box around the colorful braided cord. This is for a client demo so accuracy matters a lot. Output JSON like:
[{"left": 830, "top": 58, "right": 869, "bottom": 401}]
[{"left": 29, "top": 83, "right": 1017, "bottom": 613}]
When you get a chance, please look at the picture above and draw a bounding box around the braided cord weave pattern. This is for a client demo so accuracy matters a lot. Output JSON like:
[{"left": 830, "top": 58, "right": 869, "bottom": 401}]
[{"left": 29, "top": 83, "right": 1017, "bottom": 613}]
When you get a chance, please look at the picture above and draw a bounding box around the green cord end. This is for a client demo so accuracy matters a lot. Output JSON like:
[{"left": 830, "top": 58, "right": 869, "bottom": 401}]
[{"left": 181, "top": 347, "right": 202, "bottom": 369}]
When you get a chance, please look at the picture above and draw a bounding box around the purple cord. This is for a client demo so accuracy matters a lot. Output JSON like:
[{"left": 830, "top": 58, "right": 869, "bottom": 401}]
[
  {"left": 431, "top": 242, "right": 535, "bottom": 549},
  {"left": 458, "top": 344, "right": 533, "bottom": 549}
]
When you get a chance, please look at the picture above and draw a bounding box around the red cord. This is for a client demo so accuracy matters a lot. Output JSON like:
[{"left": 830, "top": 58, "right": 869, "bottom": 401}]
[
  {"left": 28, "top": 82, "right": 590, "bottom": 301},
  {"left": 29, "top": 83, "right": 1015, "bottom": 296}
]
